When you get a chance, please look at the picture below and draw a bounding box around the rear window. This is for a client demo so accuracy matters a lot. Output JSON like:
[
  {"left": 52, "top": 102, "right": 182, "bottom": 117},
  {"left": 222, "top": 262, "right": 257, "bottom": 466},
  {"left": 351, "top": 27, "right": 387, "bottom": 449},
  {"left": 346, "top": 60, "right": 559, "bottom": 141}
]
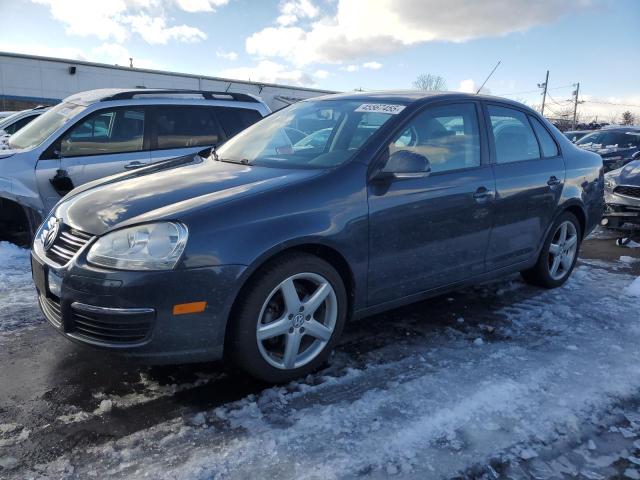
[
  {"left": 215, "top": 107, "right": 263, "bottom": 138},
  {"left": 153, "top": 106, "right": 224, "bottom": 150}
]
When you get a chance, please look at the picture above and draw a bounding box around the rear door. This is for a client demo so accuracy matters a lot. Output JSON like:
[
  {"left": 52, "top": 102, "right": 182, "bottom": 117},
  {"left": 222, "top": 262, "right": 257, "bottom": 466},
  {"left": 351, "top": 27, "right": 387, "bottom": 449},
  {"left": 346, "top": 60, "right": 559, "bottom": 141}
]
[
  {"left": 147, "top": 105, "right": 226, "bottom": 164},
  {"left": 367, "top": 101, "right": 495, "bottom": 305},
  {"left": 148, "top": 105, "right": 264, "bottom": 164},
  {"left": 484, "top": 103, "right": 565, "bottom": 270},
  {"left": 52, "top": 106, "right": 150, "bottom": 194}
]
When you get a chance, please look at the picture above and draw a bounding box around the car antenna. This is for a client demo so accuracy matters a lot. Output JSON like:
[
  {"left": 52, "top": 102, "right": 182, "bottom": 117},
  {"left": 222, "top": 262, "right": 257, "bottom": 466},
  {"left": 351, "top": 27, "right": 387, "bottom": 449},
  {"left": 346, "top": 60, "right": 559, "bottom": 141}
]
[{"left": 476, "top": 60, "right": 501, "bottom": 94}]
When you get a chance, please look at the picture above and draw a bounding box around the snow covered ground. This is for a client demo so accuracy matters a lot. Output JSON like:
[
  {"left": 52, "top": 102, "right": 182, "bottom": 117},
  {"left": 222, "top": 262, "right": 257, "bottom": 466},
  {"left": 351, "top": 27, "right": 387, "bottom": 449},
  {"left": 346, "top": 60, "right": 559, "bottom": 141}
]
[{"left": 1, "top": 238, "right": 640, "bottom": 479}]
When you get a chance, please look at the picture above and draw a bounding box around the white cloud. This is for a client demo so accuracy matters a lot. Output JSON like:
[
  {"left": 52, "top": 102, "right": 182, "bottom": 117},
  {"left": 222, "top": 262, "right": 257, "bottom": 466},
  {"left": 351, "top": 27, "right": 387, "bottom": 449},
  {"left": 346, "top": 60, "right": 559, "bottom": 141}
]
[
  {"left": 362, "top": 61, "right": 382, "bottom": 70},
  {"left": 246, "top": 0, "right": 591, "bottom": 65},
  {"left": 574, "top": 95, "right": 640, "bottom": 123},
  {"left": 125, "top": 14, "right": 206, "bottom": 44},
  {"left": 31, "top": 0, "right": 208, "bottom": 45},
  {"left": 313, "top": 69, "right": 330, "bottom": 79},
  {"left": 341, "top": 65, "right": 359, "bottom": 72},
  {"left": 216, "top": 50, "right": 239, "bottom": 61},
  {"left": 457, "top": 79, "right": 491, "bottom": 94},
  {"left": 277, "top": 0, "right": 319, "bottom": 25},
  {"left": 220, "top": 60, "right": 314, "bottom": 86},
  {"left": 173, "top": 0, "right": 229, "bottom": 12}
]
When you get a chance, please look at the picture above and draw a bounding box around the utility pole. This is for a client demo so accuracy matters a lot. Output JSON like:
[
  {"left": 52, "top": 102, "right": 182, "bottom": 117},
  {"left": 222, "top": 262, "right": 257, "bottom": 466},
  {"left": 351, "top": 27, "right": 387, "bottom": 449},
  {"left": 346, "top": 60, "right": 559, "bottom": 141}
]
[
  {"left": 538, "top": 70, "right": 549, "bottom": 116},
  {"left": 572, "top": 82, "right": 580, "bottom": 129}
]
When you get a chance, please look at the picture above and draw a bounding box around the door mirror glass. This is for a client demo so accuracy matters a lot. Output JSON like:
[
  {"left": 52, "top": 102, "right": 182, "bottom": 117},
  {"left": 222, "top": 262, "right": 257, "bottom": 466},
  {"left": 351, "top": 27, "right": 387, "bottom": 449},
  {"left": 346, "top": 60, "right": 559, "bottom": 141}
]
[{"left": 379, "top": 150, "right": 431, "bottom": 179}]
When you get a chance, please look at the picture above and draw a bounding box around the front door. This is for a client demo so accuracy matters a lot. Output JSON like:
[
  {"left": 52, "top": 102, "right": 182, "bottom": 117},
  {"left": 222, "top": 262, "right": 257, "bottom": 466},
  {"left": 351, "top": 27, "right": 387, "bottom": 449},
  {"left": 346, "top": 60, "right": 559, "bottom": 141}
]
[
  {"left": 484, "top": 104, "right": 565, "bottom": 269},
  {"left": 367, "top": 102, "right": 495, "bottom": 305},
  {"left": 36, "top": 106, "right": 150, "bottom": 213}
]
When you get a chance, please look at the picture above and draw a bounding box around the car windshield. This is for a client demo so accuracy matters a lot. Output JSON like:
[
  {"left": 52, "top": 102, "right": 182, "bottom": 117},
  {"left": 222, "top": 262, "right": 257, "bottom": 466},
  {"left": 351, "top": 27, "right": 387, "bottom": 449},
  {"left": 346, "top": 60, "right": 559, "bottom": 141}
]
[
  {"left": 576, "top": 130, "right": 640, "bottom": 148},
  {"left": 216, "top": 100, "right": 403, "bottom": 169},
  {"left": 9, "top": 102, "right": 86, "bottom": 150}
]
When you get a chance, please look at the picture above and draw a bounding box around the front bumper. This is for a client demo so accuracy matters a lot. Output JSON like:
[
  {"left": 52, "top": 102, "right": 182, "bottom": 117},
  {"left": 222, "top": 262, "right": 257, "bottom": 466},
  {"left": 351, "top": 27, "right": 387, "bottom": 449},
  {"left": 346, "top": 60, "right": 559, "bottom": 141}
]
[
  {"left": 602, "top": 188, "right": 640, "bottom": 232},
  {"left": 31, "top": 249, "right": 246, "bottom": 364}
]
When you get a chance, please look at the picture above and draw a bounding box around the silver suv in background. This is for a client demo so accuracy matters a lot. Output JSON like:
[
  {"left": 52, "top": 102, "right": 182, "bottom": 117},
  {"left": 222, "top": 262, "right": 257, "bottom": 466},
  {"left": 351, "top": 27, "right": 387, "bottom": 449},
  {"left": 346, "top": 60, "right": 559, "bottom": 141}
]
[{"left": 0, "top": 89, "right": 270, "bottom": 245}]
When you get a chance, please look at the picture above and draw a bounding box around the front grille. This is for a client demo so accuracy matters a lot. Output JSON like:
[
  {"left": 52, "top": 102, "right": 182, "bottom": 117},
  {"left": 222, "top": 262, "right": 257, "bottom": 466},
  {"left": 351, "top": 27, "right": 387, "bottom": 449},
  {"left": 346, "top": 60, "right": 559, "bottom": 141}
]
[
  {"left": 69, "top": 305, "right": 153, "bottom": 345},
  {"left": 614, "top": 185, "right": 640, "bottom": 199},
  {"left": 46, "top": 225, "right": 93, "bottom": 266},
  {"left": 39, "top": 295, "right": 62, "bottom": 328}
]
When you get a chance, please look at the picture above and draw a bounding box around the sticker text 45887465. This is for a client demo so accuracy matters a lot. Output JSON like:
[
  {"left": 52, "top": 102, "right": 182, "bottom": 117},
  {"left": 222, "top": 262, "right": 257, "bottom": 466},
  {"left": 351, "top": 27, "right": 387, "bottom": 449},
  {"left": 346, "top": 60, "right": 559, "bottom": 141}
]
[{"left": 354, "top": 104, "right": 406, "bottom": 115}]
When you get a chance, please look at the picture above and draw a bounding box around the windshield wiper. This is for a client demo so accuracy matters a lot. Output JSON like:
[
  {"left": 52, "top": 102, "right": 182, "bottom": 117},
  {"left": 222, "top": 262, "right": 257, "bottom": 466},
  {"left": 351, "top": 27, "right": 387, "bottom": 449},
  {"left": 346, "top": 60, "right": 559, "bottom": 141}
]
[{"left": 219, "top": 158, "right": 252, "bottom": 166}]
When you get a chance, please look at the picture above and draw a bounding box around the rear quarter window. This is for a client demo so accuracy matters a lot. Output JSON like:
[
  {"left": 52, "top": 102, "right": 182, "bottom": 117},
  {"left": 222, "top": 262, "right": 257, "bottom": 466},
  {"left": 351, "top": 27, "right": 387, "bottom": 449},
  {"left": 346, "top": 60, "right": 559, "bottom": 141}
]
[{"left": 529, "top": 116, "right": 559, "bottom": 157}]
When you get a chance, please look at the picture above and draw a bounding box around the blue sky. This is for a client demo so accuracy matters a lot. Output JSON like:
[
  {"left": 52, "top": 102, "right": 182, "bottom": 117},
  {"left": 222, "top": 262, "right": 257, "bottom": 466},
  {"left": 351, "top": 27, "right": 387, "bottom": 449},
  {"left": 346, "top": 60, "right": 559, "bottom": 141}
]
[{"left": 1, "top": 0, "right": 639, "bottom": 120}]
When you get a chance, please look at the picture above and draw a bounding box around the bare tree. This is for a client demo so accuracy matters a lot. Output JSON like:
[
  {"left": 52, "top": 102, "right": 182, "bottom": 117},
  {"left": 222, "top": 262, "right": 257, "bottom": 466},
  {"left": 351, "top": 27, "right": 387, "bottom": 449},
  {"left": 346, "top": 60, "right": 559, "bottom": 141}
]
[
  {"left": 621, "top": 110, "right": 636, "bottom": 125},
  {"left": 413, "top": 73, "right": 447, "bottom": 91}
]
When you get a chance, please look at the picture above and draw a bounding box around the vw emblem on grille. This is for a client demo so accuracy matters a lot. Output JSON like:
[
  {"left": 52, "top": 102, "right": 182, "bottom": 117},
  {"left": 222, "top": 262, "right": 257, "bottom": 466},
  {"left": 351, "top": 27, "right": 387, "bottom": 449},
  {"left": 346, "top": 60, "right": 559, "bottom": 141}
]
[{"left": 43, "top": 218, "right": 61, "bottom": 251}]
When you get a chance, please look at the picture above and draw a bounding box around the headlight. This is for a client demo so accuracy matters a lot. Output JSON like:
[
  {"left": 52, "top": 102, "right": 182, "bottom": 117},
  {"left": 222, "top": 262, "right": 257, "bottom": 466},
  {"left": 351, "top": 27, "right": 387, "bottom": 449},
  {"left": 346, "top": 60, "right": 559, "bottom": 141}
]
[
  {"left": 87, "top": 222, "right": 188, "bottom": 270},
  {"left": 604, "top": 175, "right": 616, "bottom": 190}
]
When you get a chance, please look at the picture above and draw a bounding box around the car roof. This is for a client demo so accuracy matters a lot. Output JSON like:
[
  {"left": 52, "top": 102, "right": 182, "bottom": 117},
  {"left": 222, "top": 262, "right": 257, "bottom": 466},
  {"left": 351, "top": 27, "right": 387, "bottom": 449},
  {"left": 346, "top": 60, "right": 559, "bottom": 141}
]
[{"left": 308, "top": 89, "right": 536, "bottom": 111}]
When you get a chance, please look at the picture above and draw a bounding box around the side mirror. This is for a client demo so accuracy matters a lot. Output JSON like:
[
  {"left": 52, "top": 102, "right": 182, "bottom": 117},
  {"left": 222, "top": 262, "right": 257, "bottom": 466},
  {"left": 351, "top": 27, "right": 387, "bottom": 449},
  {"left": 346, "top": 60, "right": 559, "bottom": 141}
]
[{"left": 376, "top": 150, "right": 431, "bottom": 180}]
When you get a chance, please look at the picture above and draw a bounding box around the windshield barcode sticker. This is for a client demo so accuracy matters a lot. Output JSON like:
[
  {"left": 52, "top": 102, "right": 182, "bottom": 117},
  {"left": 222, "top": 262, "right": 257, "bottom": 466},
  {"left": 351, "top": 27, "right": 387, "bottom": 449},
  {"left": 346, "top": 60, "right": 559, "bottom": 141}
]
[{"left": 355, "top": 104, "right": 406, "bottom": 115}]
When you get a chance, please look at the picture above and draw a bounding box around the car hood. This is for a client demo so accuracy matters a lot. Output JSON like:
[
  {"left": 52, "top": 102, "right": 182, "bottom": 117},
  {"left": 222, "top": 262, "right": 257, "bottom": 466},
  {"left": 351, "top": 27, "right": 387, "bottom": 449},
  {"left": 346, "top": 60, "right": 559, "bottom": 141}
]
[
  {"left": 578, "top": 143, "right": 636, "bottom": 157},
  {"left": 56, "top": 154, "right": 322, "bottom": 235},
  {"left": 0, "top": 148, "right": 17, "bottom": 157},
  {"left": 609, "top": 160, "right": 640, "bottom": 186}
]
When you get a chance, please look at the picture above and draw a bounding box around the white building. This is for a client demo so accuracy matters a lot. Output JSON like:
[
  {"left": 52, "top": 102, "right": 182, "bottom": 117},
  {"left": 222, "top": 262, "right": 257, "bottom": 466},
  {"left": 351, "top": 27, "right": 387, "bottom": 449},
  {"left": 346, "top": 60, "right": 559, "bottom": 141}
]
[{"left": 0, "top": 51, "right": 335, "bottom": 111}]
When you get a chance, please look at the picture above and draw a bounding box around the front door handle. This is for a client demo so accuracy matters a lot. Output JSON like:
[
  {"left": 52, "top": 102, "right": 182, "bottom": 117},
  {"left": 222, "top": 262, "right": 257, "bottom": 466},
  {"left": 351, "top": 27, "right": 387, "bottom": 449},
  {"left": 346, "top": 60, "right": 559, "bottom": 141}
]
[
  {"left": 547, "top": 176, "right": 561, "bottom": 187},
  {"left": 473, "top": 186, "right": 494, "bottom": 203},
  {"left": 124, "top": 161, "right": 145, "bottom": 170}
]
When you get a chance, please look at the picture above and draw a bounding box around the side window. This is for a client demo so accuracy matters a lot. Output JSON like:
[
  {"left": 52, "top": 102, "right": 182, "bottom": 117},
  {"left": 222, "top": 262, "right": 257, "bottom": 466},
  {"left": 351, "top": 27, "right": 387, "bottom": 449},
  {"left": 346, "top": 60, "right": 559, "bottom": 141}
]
[
  {"left": 389, "top": 103, "right": 481, "bottom": 173},
  {"left": 214, "top": 107, "right": 262, "bottom": 138},
  {"left": 154, "top": 106, "right": 224, "bottom": 150},
  {"left": 529, "top": 116, "right": 559, "bottom": 157},
  {"left": 488, "top": 105, "right": 540, "bottom": 163},
  {"left": 61, "top": 108, "right": 145, "bottom": 157}
]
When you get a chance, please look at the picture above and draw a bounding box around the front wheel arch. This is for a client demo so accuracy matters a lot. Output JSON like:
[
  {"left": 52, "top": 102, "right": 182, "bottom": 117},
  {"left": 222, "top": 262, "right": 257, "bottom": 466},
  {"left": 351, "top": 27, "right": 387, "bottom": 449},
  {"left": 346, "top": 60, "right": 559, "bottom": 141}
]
[{"left": 224, "top": 243, "right": 356, "bottom": 356}]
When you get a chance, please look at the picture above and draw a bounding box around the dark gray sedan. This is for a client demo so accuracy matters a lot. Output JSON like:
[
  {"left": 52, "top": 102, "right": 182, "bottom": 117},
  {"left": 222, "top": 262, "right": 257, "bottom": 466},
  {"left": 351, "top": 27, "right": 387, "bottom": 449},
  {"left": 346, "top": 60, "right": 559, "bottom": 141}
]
[{"left": 31, "top": 91, "right": 603, "bottom": 383}]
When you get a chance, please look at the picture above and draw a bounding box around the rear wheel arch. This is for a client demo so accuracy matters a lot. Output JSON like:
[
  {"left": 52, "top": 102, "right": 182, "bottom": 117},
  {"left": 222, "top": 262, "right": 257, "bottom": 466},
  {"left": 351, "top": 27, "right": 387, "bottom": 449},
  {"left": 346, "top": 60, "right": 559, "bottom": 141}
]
[{"left": 562, "top": 203, "right": 586, "bottom": 239}]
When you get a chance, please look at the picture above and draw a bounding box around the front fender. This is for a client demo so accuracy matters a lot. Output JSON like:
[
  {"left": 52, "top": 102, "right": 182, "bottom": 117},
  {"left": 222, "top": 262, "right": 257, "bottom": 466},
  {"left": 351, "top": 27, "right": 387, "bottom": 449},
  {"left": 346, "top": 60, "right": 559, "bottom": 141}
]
[{"left": 179, "top": 162, "right": 370, "bottom": 310}]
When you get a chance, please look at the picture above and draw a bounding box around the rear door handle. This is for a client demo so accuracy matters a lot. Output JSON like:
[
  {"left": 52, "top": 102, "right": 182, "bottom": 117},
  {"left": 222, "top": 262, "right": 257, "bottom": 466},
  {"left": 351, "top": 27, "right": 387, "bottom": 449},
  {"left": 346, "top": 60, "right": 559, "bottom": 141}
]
[
  {"left": 473, "top": 186, "right": 494, "bottom": 203},
  {"left": 547, "top": 176, "right": 561, "bottom": 187},
  {"left": 124, "top": 161, "right": 145, "bottom": 170}
]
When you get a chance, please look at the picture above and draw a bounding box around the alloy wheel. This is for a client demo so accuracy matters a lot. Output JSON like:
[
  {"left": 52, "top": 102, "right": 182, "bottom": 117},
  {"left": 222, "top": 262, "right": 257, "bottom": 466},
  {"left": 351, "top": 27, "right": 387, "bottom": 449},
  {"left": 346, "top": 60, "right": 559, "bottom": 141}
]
[
  {"left": 548, "top": 221, "right": 578, "bottom": 281},
  {"left": 256, "top": 272, "right": 337, "bottom": 370}
]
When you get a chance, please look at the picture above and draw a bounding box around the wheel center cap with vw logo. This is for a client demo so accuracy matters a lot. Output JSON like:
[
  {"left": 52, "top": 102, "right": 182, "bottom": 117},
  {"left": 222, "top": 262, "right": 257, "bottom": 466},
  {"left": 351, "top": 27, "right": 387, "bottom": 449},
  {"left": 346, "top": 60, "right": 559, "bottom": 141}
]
[
  {"left": 292, "top": 313, "right": 305, "bottom": 328},
  {"left": 43, "top": 217, "right": 61, "bottom": 251}
]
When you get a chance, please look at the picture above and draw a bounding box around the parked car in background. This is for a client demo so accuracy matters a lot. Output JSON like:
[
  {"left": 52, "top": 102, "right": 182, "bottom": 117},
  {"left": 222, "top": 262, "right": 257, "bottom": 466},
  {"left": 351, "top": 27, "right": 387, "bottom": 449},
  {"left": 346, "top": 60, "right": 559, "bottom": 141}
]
[
  {"left": 602, "top": 159, "right": 640, "bottom": 244},
  {"left": 0, "top": 88, "right": 270, "bottom": 245},
  {"left": 564, "top": 130, "right": 592, "bottom": 143},
  {"left": 575, "top": 127, "right": 640, "bottom": 172},
  {"left": 0, "top": 106, "right": 50, "bottom": 148},
  {"left": 31, "top": 91, "right": 603, "bottom": 383}
]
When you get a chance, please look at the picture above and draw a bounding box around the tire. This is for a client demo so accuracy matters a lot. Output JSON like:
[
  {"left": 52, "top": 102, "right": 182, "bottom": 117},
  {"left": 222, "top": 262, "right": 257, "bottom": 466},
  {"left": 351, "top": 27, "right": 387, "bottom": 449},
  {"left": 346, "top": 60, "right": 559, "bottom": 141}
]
[
  {"left": 229, "top": 253, "right": 348, "bottom": 383},
  {"left": 521, "top": 212, "right": 582, "bottom": 289}
]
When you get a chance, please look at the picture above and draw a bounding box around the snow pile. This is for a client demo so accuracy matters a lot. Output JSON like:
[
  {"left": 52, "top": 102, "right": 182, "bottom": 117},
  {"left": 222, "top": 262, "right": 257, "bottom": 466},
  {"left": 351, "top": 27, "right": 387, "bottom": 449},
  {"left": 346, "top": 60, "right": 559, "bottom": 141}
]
[
  {"left": 16, "top": 264, "right": 640, "bottom": 479},
  {"left": 0, "top": 242, "right": 40, "bottom": 334},
  {"left": 624, "top": 277, "right": 640, "bottom": 297}
]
